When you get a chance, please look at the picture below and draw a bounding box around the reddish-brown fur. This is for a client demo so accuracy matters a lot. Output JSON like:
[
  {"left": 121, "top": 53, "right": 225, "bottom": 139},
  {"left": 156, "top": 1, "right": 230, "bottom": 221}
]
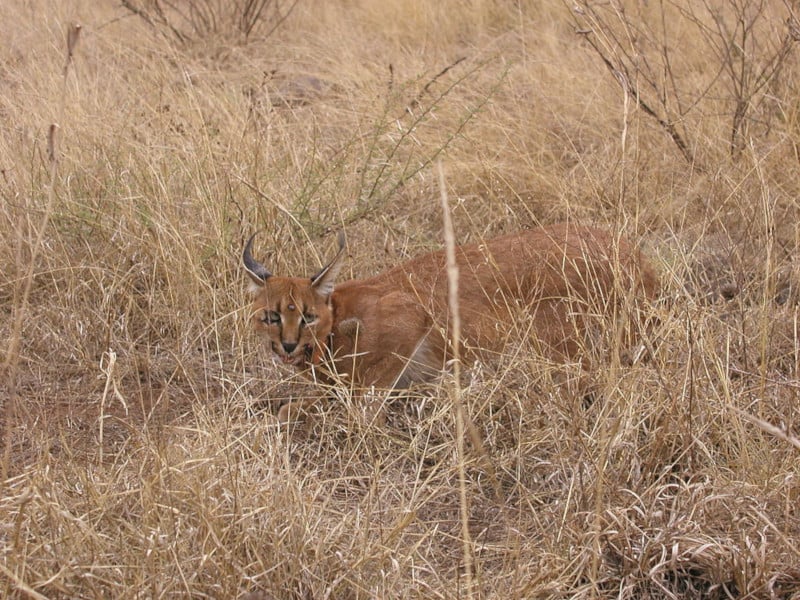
[{"left": 244, "top": 223, "right": 659, "bottom": 423}]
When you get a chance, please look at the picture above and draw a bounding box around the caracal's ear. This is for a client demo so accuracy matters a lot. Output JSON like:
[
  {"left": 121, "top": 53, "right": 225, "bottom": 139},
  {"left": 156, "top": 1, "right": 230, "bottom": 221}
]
[
  {"left": 310, "top": 232, "right": 346, "bottom": 298},
  {"left": 242, "top": 232, "right": 272, "bottom": 292}
]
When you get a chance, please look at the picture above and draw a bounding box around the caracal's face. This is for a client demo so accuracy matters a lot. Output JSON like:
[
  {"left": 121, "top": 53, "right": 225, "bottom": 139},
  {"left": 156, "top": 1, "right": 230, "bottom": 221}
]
[
  {"left": 243, "top": 232, "right": 344, "bottom": 368},
  {"left": 249, "top": 277, "right": 334, "bottom": 368}
]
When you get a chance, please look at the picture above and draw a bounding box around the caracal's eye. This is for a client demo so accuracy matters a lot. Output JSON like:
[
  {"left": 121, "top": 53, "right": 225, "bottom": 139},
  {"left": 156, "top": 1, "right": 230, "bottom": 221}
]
[
  {"left": 262, "top": 310, "right": 281, "bottom": 325},
  {"left": 300, "top": 313, "right": 317, "bottom": 326}
]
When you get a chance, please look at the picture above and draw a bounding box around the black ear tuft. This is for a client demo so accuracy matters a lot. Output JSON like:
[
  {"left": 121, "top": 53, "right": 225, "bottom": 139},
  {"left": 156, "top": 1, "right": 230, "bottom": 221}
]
[{"left": 243, "top": 232, "right": 272, "bottom": 284}]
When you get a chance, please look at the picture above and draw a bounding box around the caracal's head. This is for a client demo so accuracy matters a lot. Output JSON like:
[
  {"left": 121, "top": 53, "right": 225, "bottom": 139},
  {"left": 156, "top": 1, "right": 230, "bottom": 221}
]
[{"left": 243, "top": 233, "right": 345, "bottom": 368}]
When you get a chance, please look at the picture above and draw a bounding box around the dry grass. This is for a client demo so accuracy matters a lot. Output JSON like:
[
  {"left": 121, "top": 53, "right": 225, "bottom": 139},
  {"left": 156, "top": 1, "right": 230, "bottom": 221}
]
[{"left": 1, "top": 0, "right": 800, "bottom": 597}]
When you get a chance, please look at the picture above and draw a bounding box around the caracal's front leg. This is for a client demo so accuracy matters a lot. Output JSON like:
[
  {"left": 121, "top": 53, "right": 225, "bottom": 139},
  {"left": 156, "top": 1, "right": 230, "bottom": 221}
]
[{"left": 275, "top": 389, "right": 385, "bottom": 427}]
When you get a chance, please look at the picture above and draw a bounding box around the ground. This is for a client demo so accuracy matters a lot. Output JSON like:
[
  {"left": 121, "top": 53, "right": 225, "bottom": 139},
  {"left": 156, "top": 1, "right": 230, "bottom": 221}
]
[{"left": 1, "top": 0, "right": 799, "bottom": 598}]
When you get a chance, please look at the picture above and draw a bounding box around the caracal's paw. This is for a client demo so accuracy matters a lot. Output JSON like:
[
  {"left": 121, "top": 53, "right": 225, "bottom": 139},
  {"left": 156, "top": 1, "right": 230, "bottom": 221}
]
[{"left": 276, "top": 399, "right": 316, "bottom": 426}]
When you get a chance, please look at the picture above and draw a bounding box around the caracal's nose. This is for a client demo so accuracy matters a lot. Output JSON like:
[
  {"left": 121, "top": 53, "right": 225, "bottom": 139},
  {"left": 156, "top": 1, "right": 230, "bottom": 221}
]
[{"left": 282, "top": 341, "right": 298, "bottom": 354}]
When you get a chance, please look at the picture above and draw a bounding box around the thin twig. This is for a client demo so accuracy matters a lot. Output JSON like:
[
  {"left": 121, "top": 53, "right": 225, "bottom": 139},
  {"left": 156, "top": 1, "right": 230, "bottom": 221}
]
[{"left": 404, "top": 56, "right": 467, "bottom": 117}]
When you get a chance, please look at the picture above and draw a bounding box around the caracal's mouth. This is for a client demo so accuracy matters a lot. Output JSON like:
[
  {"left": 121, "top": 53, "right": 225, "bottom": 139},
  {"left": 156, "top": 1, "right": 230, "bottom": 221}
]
[{"left": 275, "top": 344, "right": 313, "bottom": 367}]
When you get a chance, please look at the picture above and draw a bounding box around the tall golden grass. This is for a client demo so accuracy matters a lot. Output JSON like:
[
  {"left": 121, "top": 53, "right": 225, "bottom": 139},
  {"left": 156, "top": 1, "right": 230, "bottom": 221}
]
[{"left": 1, "top": 0, "right": 800, "bottom": 597}]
